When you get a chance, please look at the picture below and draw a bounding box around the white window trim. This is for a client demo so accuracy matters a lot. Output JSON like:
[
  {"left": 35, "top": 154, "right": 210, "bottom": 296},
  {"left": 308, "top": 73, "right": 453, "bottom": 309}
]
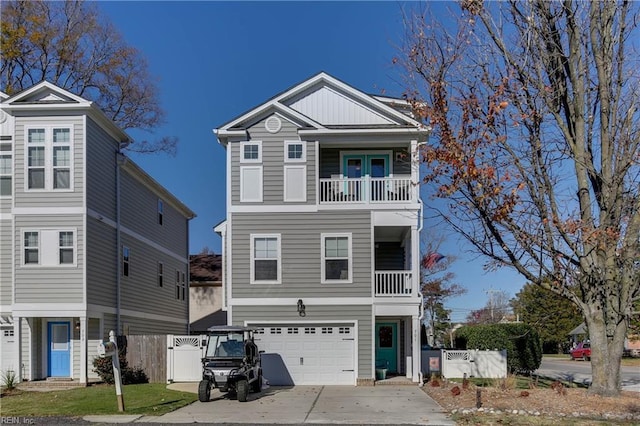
[
  {"left": 0, "top": 142, "right": 13, "bottom": 198},
  {"left": 284, "top": 140, "right": 306, "bottom": 163},
  {"left": 21, "top": 228, "right": 77, "bottom": 267},
  {"left": 240, "top": 140, "right": 262, "bottom": 163},
  {"left": 283, "top": 165, "right": 307, "bottom": 202},
  {"left": 24, "top": 125, "right": 74, "bottom": 192},
  {"left": 321, "top": 233, "right": 352, "bottom": 284},
  {"left": 250, "top": 233, "right": 282, "bottom": 285},
  {"left": 240, "top": 165, "right": 263, "bottom": 202}
]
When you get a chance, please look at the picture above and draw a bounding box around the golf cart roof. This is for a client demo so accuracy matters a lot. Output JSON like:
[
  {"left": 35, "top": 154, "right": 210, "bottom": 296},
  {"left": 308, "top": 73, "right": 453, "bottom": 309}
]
[{"left": 206, "top": 325, "right": 259, "bottom": 333}]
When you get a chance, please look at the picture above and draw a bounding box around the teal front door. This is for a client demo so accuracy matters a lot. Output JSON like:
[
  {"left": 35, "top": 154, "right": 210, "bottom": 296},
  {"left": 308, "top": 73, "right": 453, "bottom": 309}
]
[
  {"left": 48, "top": 322, "right": 70, "bottom": 377},
  {"left": 342, "top": 154, "right": 390, "bottom": 201},
  {"left": 375, "top": 322, "right": 398, "bottom": 373}
]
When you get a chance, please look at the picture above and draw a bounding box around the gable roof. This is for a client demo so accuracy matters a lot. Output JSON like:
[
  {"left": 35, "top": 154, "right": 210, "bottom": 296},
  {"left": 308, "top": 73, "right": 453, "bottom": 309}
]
[
  {"left": 1, "top": 81, "right": 130, "bottom": 146},
  {"left": 214, "top": 72, "right": 428, "bottom": 145}
]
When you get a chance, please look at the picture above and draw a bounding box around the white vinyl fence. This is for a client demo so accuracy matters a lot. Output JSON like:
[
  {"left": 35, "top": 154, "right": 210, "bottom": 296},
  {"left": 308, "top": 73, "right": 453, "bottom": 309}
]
[
  {"left": 167, "top": 335, "right": 205, "bottom": 383},
  {"left": 436, "top": 349, "right": 507, "bottom": 379}
]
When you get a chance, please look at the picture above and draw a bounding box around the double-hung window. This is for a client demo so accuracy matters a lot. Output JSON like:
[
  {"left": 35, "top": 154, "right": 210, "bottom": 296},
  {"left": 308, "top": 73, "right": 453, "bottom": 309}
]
[
  {"left": 250, "top": 234, "right": 281, "bottom": 284},
  {"left": 321, "top": 233, "right": 352, "bottom": 283},
  {"left": 22, "top": 229, "right": 76, "bottom": 266},
  {"left": 26, "top": 126, "right": 72, "bottom": 191},
  {"left": 122, "top": 246, "right": 130, "bottom": 277},
  {"left": 0, "top": 143, "right": 12, "bottom": 196},
  {"left": 158, "top": 262, "right": 164, "bottom": 287},
  {"left": 239, "top": 141, "right": 263, "bottom": 202}
]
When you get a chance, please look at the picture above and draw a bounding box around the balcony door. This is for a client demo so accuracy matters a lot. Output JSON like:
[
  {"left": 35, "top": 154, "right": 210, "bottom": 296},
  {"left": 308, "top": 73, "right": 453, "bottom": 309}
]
[{"left": 342, "top": 154, "right": 390, "bottom": 201}]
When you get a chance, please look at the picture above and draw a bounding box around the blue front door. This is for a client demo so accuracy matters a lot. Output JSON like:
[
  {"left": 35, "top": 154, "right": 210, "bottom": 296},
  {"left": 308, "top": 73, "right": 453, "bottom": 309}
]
[
  {"left": 375, "top": 322, "right": 398, "bottom": 373},
  {"left": 48, "top": 322, "right": 70, "bottom": 377}
]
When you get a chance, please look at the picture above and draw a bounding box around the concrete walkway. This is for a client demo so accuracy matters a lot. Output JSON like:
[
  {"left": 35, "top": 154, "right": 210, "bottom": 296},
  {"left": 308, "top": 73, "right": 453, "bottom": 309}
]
[{"left": 84, "top": 383, "right": 455, "bottom": 425}]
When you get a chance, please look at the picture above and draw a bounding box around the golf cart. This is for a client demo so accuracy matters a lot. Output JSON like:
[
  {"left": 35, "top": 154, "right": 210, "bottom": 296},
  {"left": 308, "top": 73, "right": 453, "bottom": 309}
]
[{"left": 198, "top": 325, "right": 262, "bottom": 402}]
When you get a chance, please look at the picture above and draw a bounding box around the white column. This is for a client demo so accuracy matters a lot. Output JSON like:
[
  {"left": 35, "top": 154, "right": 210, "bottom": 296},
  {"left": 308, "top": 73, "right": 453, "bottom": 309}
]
[
  {"left": 14, "top": 316, "right": 21, "bottom": 381},
  {"left": 79, "top": 316, "right": 87, "bottom": 383},
  {"left": 412, "top": 315, "right": 421, "bottom": 383}
]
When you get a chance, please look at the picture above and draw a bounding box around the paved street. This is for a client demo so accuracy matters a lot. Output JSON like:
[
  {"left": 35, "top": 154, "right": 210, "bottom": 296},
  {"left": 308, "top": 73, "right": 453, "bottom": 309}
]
[{"left": 536, "top": 357, "right": 640, "bottom": 391}]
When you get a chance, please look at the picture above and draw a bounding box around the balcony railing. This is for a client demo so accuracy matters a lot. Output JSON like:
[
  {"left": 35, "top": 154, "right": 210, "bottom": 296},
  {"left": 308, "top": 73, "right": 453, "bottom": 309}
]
[
  {"left": 375, "top": 271, "right": 413, "bottom": 297},
  {"left": 319, "top": 176, "right": 413, "bottom": 204}
]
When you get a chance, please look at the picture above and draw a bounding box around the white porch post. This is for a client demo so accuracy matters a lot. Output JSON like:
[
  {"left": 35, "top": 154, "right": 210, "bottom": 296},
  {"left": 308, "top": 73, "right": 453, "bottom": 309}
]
[
  {"left": 79, "top": 316, "right": 87, "bottom": 383},
  {"left": 412, "top": 315, "right": 421, "bottom": 383},
  {"left": 14, "top": 316, "right": 21, "bottom": 382}
]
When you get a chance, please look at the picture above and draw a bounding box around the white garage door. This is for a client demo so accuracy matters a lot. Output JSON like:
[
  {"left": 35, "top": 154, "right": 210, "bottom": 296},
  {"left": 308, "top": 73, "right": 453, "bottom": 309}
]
[
  {"left": 253, "top": 324, "right": 355, "bottom": 385},
  {"left": 1, "top": 326, "right": 17, "bottom": 373}
]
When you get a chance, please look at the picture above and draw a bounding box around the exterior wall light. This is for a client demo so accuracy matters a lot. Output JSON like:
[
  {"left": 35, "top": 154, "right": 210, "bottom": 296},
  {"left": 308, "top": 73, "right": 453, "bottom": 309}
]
[{"left": 297, "top": 299, "right": 306, "bottom": 317}]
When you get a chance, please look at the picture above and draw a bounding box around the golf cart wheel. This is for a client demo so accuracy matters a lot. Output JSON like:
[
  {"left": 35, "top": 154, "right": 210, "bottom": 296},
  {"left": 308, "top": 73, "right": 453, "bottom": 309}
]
[
  {"left": 237, "top": 379, "right": 248, "bottom": 402},
  {"left": 198, "top": 380, "right": 211, "bottom": 402},
  {"left": 251, "top": 372, "right": 262, "bottom": 392}
]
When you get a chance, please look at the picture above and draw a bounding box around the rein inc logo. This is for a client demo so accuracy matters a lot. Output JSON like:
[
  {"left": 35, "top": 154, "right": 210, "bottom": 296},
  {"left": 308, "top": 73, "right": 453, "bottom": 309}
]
[{"left": 0, "top": 418, "right": 35, "bottom": 424}]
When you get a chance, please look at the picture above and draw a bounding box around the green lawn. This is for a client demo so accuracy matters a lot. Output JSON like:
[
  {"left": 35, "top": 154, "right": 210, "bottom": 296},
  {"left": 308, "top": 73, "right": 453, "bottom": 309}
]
[{"left": 0, "top": 383, "right": 197, "bottom": 417}]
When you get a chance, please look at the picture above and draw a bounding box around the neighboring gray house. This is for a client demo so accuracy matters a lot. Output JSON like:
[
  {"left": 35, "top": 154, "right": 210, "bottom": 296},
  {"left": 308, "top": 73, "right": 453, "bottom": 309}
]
[
  {"left": 213, "top": 72, "right": 429, "bottom": 385},
  {"left": 0, "top": 82, "right": 195, "bottom": 384}
]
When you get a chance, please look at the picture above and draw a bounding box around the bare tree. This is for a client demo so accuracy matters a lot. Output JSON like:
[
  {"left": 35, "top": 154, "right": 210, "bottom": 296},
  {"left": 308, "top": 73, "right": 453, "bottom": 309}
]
[
  {"left": 398, "top": 0, "right": 639, "bottom": 396},
  {"left": 0, "top": 0, "right": 176, "bottom": 154}
]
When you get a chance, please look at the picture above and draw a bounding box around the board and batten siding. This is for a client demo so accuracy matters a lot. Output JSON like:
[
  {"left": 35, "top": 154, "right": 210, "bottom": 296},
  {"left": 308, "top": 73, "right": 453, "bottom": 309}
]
[
  {"left": 230, "top": 115, "right": 316, "bottom": 205},
  {"left": 0, "top": 219, "right": 12, "bottom": 306},
  {"left": 13, "top": 115, "right": 84, "bottom": 208},
  {"left": 86, "top": 117, "right": 118, "bottom": 218},
  {"left": 13, "top": 214, "right": 84, "bottom": 304},
  {"left": 119, "top": 170, "right": 188, "bottom": 256},
  {"left": 232, "top": 304, "right": 373, "bottom": 379},
  {"left": 231, "top": 211, "right": 371, "bottom": 298},
  {"left": 86, "top": 217, "right": 117, "bottom": 306},
  {"left": 118, "top": 233, "right": 187, "bottom": 326}
]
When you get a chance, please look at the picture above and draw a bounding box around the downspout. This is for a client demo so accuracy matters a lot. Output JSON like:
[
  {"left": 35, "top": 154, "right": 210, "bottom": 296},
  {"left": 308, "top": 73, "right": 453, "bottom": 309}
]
[
  {"left": 415, "top": 140, "right": 427, "bottom": 387},
  {"left": 115, "top": 150, "right": 127, "bottom": 335}
]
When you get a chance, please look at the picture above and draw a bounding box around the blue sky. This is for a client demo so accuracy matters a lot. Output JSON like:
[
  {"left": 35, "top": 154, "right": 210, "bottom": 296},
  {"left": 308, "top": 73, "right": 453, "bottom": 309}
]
[{"left": 98, "top": 1, "right": 526, "bottom": 322}]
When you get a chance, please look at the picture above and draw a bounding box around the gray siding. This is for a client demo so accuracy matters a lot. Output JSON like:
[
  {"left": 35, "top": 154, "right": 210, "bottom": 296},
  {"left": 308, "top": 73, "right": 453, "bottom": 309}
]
[
  {"left": 102, "top": 312, "right": 185, "bottom": 335},
  {"left": 0, "top": 219, "right": 12, "bottom": 305},
  {"left": 231, "top": 115, "right": 316, "bottom": 205},
  {"left": 232, "top": 304, "right": 372, "bottom": 379},
  {"left": 14, "top": 214, "right": 84, "bottom": 304},
  {"left": 86, "top": 217, "right": 117, "bottom": 306},
  {"left": 231, "top": 211, "right": 372, "bottom": 298},
  {"left": 120, "top": 170, "right": 189, "bottom": 255},
  {"left": 13, "top": 115, "right": 84, "bottom": 208},
  {"left": 119, "top": 232, "right": 188, "bottom": 324},
  {"left": 86, "top": 117, "right": 118, "bottom": 218}
]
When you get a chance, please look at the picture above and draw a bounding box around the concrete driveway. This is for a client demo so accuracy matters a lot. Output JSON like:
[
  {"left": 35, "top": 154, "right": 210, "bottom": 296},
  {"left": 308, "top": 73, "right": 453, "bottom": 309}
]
[{"left": 88, "top": 383, "right": 454, "bottom": 425}]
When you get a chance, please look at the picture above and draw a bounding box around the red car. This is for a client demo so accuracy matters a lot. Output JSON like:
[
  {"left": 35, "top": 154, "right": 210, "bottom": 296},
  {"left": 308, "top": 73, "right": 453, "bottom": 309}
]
[{"left": 570, "top": 342, "right": 591, "bottom": 361}]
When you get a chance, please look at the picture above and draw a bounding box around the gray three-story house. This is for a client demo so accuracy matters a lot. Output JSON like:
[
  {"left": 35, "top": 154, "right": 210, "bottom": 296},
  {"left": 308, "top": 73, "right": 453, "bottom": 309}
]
[
  {"left": 0, "top": 82, "right": 195, "bottom": 383},
  {"left": 214, "top": 72, "right": 429, "bottom": 385}
]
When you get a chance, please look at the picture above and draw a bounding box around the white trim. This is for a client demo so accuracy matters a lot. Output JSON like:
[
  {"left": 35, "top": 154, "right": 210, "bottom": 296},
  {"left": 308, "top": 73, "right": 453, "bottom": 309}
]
[
  {"left": 321, "top": 232, "right": 352, "bottom": 284},
  {"left": 283, "top": 165, "right": 307, "bottom": 202},
  {"left": 18, "top": 227, "right": 80, "bottom": 268},
  {"left": 264, "top": 116, "right": 282, "bottom": 133},
  {"left": 339, "top": 150, "right": 394, "bottom": 176},
  {"left": 250, "top": 233, "right": 281, "bottom": 284},
  {"left": 12, "top": 304, "right": 86, "bottom": 317},
  {"left": 87, "top": 209, "right": 188, "bottom": 263},
  {"left": 24, "top": 124, "right": 75, "bottom": 192},
  {"left": 0, "top": 139, "right": 13, "bottom": 198},
  {"left": 13, "top": 207, "right": 84, "bottom": 215},
  {"left": 284, "top": 140, "right": 306, "bottom": 163},
  {"left": 299, "top": 128, "right": 429, "bottom": 136},
  {"left": 239, "top": 141, "right": 262, "bottom": 163},
  {"left": 231, "top": 297, "right": 372, "bottom": 305},
  {"left": 239, "top": 166, "right": 263, "bottom": 202}
]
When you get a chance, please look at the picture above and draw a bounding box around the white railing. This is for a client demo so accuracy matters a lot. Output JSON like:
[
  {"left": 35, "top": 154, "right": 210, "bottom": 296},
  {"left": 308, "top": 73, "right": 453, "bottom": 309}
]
[
  {"left": 374, "top": 271, "right": 413, "bottom": 296},
  {"left": 319, "top": 176, "right": 413, "bottom": 204}
]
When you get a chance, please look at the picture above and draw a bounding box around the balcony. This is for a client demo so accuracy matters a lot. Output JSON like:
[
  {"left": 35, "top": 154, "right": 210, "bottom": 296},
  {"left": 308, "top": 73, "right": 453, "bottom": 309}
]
[
  {"left": 375, "top": 271, "right": 414, "bottom": 297},
  {"left": 319, "top": 176, "right": 414, "bottom": 204}
]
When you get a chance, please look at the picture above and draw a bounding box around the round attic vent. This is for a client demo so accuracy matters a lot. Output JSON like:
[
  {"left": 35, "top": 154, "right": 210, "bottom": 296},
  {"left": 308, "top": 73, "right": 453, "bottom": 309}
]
[
  {"left": 0, "top": 110, "right": 6, "bottom": 124},
  {"left": 265, "top": 116, "right": 282, "bottom": 133}
]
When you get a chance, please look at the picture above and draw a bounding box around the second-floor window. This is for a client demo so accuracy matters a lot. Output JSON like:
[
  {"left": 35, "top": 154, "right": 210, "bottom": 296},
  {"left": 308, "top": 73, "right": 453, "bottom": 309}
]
[
  {"left": 26, "top": 126, "right": 72, "bottom": 191},
  {"left": 122, "top": 246, "right": 130, "bottom": 276},
  {"left": 158, "top": 262, "right": 164, "bottom": 287},
  {"left": 22, "top": 229, "right": 76, "bottom": 266},
  {"left": 321, "top": 233, "right": 352, "bottom": 283},
  {"left": 240, "top": 141, "right": 262, "bottom": 163},
  {"left": 251, "top": 234, "right": 281, "bottom": 284},
  {"left": 0, "top": 143, "right": 12, "bottom": 196},
  {"left": 284, "top": 141, "right": 306, "bottom": 162},
  {"left": 176, "top": 270, "right": 186, "bottom": 300}
]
